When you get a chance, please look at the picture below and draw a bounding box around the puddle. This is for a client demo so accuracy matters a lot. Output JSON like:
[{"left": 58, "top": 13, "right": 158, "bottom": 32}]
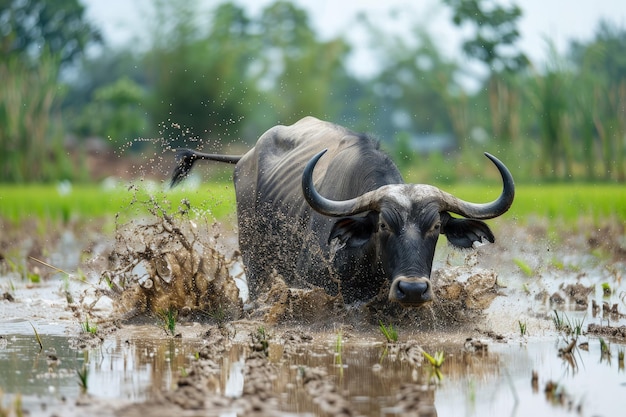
[{"left": 1, "top": 326, "right": 625, "bottom": 416}]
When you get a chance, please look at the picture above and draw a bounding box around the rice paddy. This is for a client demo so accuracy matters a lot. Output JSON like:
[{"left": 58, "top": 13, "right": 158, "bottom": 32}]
[{"left": 0, "top": 182, "right": 623, "bottom": 223}]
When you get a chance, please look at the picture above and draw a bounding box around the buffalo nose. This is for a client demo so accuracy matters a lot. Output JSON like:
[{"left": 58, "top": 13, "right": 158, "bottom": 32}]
[{"left": 396, "top": 280, "right": 431, "bottom": 305}]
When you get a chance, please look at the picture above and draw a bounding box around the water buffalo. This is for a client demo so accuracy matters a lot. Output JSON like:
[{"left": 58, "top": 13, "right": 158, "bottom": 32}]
[{"left": 171, "top": 117, "right": 514, "bottom": 306}]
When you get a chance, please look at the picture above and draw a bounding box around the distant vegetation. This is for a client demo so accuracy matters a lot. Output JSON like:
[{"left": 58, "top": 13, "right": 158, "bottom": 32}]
[{"left": 1, "top": 0, "right": 625, "bottom": 184}]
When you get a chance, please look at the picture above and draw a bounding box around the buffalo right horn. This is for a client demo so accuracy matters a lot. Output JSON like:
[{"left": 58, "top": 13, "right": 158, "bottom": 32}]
[{"left": 438, "top": 152, "right": 515, "bottom": 219}]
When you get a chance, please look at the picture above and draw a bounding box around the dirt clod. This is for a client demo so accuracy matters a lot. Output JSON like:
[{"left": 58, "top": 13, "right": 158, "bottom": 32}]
[{"left": 587, "top": 323, "right": 626, "bottom": 338}]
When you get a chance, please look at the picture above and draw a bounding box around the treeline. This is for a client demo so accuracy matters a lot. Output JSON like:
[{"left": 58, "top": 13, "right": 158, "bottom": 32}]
[{"left": 1, "top": 0, "right": 625, "bottom": 183}]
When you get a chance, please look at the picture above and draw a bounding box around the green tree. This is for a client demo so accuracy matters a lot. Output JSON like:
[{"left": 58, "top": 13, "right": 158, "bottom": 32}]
[
  {"left": 0, "top": 0, "right": 101, "bottom": 182},
  {"left": 63, "top": 48, "right": 146, "bottom": 112},
  {"left": 70, "top": 77, "right": 148, "bottom": 149},
  {"left": 0, "top": 54, "right": 76, "bottom": 182},
  {"left": 144, "top": 1, "right": 261, "bottom": 146},
  {"left": 364, "top": 18, "right": 465, "bottom": 140},
  {"left": 257, "top": 1, "right": 353, "bottom": 122},
  {"left": 0, "top": 0, "right": 102, "bottom": 67},
  {"left": 570, "top": 20, "right": 626, "bottom": 181},
  {"left": 443, "top": 0, "right": 528, "bottom": 144},
  {"left": 527, "top": 44, "right": 574, "bottom": 180}
]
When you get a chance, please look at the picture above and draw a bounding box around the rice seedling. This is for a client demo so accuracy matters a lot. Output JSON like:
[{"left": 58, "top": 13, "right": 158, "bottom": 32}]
[
  {"left": 518, "top": 320, "right": 528, "bottom": 337},
  {"left": 378, "top": 320, "right": 398, "bottom": 343},
  {"left": 423, "top": 350, "right": 445, "bottom": 382},
  {"left": 550, "top": 257, "right": 565, "bottom": 270},
  {"left": 0, "top": 182, "right": 236, "bottom": 223},
  {"left": 513, "top": 258, "right": 533, "bottom": 277},
  {"left": 27, "top": 272, "right": 41, "bottom": 283},
  {"left": 81, "top": 317, "right": 97, "bottom": 335},
  {"left": 552, "top": 311, "right": 586, "bottom": 337},
  {"left": 157, "top": 307, "right": 178, "bottom": 336},
  {"left": 552, "top": 310, "right": 565, "bottom": 332},
  {"left": 251, "top": 326, "right": 269, "bottom": 355},
  {"left": 28, "top": 321, "right": 43, "bottom": 351},
  {"left": 77, "top": 365, "right": 89, "bottom": 394},
  {"left": 565, "top": 314, "right": 586, "bottom": 337},
  {"left": 334, "top": 330, "right": 343, "bottom": 365},
  {"left": 601, "top": 282, "right": 612, "bottom": 297},
  {"left": 599, "top": 338, "right": 611, "bottom": 358},
  {"left": 206, "top": 304, "right": 227, "bottom": 328},
  {"left": 3, "top": 183, "right": 624, "bottom": 225},
  {"left": 423, "top": 350, "right": 445, "bottom": 368},
  {"left": 61, "top": 274, "right": 74, "bottom": 304}
]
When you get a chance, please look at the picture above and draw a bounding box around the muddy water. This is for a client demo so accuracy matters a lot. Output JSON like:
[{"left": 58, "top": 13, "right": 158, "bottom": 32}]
[
  {"left": 1, "top": 212, "right": 625, "bottom": 416},
  {"left": 1, "top": 319, "right": 625, "bottom": 416}
]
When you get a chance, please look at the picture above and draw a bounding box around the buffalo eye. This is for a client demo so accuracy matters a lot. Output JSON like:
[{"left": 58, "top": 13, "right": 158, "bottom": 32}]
[{"left": 430, "top": 222, "right": 441, "bottom": 234}]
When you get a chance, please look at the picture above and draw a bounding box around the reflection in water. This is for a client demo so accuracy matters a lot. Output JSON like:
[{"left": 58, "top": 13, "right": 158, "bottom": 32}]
[{"left": 0, "top": 329, "right": 625, "bottom": 416}]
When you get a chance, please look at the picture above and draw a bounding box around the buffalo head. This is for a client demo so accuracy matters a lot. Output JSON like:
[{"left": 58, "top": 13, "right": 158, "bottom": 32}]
[{"left": 302, "top": 151, "right": 514, "bottom": 307}]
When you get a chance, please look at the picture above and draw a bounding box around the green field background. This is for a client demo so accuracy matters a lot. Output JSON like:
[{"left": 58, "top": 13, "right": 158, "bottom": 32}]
[{"left": 1, "top": 182, "right": 623, "bottom": 224}]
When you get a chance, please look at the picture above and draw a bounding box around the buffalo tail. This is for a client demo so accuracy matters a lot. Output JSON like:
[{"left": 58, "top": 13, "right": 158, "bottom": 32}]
[{"left": 170, "top": 149, "right": 198, "bottom": 188}]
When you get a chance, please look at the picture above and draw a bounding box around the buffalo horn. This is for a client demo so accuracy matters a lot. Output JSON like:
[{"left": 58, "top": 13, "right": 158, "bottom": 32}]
[{"left": 440, "top": 153, "right": 515, "bottom": 219}]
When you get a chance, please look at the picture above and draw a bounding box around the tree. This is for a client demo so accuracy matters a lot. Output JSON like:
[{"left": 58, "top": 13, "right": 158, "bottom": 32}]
[
  {"left": 526, "top": 44, "right": 574, "bottom": 180},
  {"left": 569, "top": 20, "right": 626, "bottom": 181},
  {"left": 70, "top": 77, "right": 148, "bottom": 149},
  {"left": 364, "top": 18, "right": 464, "bottom": 140},
  {"left": 143, "top": 1, "right": 261, "bottom": 147},
  {"left": 0, "top": 0, "right": 102, "bottom": 67},
  {"left": 0, "top": 0, "right": 101, "bottom": 182},
  {"left": 0, "top": 54, "right": 77, "bottom": 182},
  {"left": 256, "top": 1, "right": 353, "bottom": 122},
  {"left": 443, "top": 0, "right": 528, "bottom": 144}
]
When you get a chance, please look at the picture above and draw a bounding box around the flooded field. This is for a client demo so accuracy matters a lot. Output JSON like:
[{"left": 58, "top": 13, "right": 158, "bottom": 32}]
[{"left": 1, "top": 205, "right": 625, "bottom": 417}]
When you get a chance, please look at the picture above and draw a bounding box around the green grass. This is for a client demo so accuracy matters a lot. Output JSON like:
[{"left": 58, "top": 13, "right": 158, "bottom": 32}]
[
  {"left": 0, "top": 181, "right": 236, "bottom": 223},
  {"left": 441, "top": 183, "right": 625, "bottom": 223},
  {"left": 0, "top": 183, "right": 623, "bottom": 223}
]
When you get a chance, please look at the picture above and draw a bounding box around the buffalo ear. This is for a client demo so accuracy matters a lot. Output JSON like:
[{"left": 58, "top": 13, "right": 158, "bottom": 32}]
[
  {"left": 441, "top": 214, "right": 494, "bottom": 249},
  {"left": 328, "top": 212, "right": 378, "bottom": 248}
]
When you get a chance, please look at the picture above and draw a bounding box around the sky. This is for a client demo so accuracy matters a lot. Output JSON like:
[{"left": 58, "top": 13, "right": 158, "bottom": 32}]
[{"left": 82, "top": 0, "right": 626, "bottom": 78}]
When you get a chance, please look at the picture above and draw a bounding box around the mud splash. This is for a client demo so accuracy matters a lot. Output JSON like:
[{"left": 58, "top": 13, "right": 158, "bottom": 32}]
[{"left": 95, "top": 191, "right": 242, "bottom": 322}]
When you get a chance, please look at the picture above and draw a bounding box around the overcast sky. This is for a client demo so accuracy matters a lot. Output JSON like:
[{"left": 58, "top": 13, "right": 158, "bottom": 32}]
[{"left": 82, "top": 0, "right": 625, "bottom": 77}]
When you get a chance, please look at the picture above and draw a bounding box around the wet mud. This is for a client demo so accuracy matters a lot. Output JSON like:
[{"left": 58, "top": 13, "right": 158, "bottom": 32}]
[{"left": 1, "top": 193, "right": 625, "bottom": 416}]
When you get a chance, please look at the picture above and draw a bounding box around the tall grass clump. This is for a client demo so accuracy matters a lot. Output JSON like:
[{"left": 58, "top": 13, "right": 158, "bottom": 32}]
[{"left": 0, "top": 54, "right": 80, "bottom": 183}]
